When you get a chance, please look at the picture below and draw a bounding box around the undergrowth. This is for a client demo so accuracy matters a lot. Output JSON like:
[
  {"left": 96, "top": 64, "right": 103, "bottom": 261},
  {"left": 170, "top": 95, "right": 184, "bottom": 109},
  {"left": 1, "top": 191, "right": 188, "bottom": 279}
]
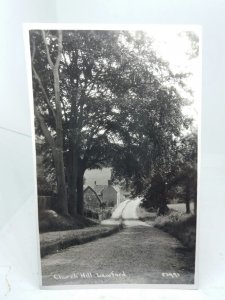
[{"left": 154, "top": 211, "right": 196, "bottom": 250}]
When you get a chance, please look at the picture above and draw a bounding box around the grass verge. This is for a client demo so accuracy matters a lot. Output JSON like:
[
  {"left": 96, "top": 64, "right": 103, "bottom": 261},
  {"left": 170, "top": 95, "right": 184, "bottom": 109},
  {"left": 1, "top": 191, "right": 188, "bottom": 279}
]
[
  {"left": 40, "top": 224, "right": 122, "bottom": 258},
  {"left": 154, "top": 211, "right": 196, "bottom": 250},
  {"left": 39, "top": 210, "right": 98, "bottom": 233}
]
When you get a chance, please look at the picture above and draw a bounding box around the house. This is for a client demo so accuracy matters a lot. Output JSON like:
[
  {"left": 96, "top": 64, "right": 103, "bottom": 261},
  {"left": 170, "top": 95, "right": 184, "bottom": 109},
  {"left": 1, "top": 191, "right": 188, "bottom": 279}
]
[
  {"left": 83, "top": 186, "right": 101, "bottom": 211},
  {"left": 84, "top": 167, "right": 131, "bottom": 210},
  {"left": 84, "top": 180, "right": 119, "bottom": 209},
  {"left": 93, "top": 180, "right": 118, "bottom": 207}
]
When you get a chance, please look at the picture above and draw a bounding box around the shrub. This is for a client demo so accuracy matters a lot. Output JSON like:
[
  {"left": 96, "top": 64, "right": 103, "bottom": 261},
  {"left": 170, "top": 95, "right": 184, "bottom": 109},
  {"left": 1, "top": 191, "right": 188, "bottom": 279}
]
[{"left": 154, "top": 211, "right": 196, "bottom": 249}]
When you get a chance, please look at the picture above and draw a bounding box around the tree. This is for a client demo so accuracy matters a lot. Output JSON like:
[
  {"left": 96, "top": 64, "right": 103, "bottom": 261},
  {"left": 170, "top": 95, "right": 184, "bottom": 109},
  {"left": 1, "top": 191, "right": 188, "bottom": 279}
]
[
  {"left": 140, "top": 130, "right": 197, "bottom": 214},
  {"left": 110, "top": 33, "right": 198, "bottom": 214},
  {"left": 30, "top": 29, "right": 193, "bottom": 217},
  {"left": 141, "top": 174, "right": 169, "bottom": 215},
  {"left": 31, "top": 30, "right": 128, "bottom": 215},
  {"left": 32, "top": 30, "right": 68, "bottom": 215},
  {"left": 168, "top": 131, "right": 197, "bottom": 214},
  {"left": 179, "top": 31, "right": 199, "bottom": 59}
]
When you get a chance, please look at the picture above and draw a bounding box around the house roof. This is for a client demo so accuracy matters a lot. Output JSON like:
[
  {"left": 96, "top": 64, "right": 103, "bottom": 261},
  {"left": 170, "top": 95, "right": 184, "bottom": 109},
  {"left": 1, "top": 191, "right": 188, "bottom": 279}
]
[
  {"left": 92, "top": 184, "right": 118, "bottom": 195},
  {"left": 84, "top": 186, "right": 102, "bottom": 204},
  {"left": 93, "top": 185, "right": 107, "bottom": 195}
]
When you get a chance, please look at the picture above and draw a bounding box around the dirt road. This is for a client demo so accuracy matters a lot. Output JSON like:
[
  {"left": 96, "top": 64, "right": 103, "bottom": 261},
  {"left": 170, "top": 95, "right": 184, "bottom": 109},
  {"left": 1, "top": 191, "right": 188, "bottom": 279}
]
[
  {"left": 102, "top": 198, "right": 150, "bottom": 227},
  {"left": 41, "top": 200, "right": 195, "bottom": 286}
]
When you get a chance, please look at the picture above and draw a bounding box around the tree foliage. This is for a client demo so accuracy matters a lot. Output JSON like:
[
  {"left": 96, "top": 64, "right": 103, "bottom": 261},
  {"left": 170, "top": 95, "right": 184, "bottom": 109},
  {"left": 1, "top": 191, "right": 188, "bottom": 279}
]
[
  {"left": 30, "top": 29, "right": 196, "bottom": 217},
  {"left": 141, "top": 131, "right": 197, "bottom": 214}
]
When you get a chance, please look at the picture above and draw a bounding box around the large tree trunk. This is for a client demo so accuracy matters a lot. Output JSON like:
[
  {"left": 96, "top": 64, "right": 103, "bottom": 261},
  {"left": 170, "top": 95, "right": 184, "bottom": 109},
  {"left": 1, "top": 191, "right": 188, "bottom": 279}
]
[
  {"left": 44, "top": 30, "right": 68, "bottom": 215},
  {"left": 33, "top": 104, "right": 68, "bottom": 215},
  {"left": 77, "top": 168, "right": 85, "bottom": 216},
  {"left": 68, "top": 175, "right": 78, "bottom": 216},
  {"left": 185, "top": 179, "right": 191, "bottom": 214},
  {"left": 52, "top": 149, "right": 68, "bottom": 215},
  {"left": 194, "top": 196, "right": 197, "bottom": 215},
  {"left": 67, "top": 144, "right": 78, "bottom": 216},
  {"left": 193, "top": 181, "right": 197, "bottom": 215},
  {"left": 67, "top": 89, "right": 80, "bottom": 217}
]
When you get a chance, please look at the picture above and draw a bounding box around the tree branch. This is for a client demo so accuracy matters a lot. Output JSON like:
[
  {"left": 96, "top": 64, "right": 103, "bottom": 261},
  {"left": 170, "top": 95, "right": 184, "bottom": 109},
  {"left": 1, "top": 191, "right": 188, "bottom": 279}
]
[
  {"left": 55, "top": 30, "right": 63, "bottom": 68},
  {"left": 77, "top": 91, "right": 85, "bottom": 129},
  {"left": 85, "top": 66, "right": 104, "bottom": 97},
  {"left": 42, "top": 30, "right": 54, "bottom": 69},
  {"left": 34, "top": 104, "right": 55, "bottom": 149},
  {"left": 32, "top": 65, "right": 56, "bottom": 119},
  {"left": 31, "top": 38, "right": 36, "bottom": 63}
]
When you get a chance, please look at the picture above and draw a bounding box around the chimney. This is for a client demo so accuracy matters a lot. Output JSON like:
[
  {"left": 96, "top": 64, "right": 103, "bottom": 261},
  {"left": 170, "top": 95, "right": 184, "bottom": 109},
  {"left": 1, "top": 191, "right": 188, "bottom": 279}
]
[
  {"left": 94, "top": 181, "right": 97, "bottom": 186},
  {"left": 108, "top": 180, "right": 112, "bottom": 186}
]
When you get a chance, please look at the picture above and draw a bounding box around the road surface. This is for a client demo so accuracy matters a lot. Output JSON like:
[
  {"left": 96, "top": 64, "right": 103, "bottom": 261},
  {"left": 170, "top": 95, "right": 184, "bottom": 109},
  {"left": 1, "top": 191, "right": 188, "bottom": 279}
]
[
  {"left": 102, "top": 198, "right": 150, "bottom": 227},
  {"left": 41, "top": 199, "right": 195, "bottom": 286}
]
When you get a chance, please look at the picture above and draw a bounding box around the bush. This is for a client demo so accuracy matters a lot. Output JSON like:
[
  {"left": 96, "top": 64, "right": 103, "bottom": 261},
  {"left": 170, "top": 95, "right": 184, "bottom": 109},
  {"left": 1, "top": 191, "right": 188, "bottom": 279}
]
[
  {"left": 84, "top": 209, "right": 99, "bottom": 220},
  {"left": 83, "top": 208, "right": 112, "bottom": 221},
  {"left": 154, "top": 211, "right": 196, "bottom": 249},
  {"left": 101, "top": 209, "right": 112, "bottom": 220}
]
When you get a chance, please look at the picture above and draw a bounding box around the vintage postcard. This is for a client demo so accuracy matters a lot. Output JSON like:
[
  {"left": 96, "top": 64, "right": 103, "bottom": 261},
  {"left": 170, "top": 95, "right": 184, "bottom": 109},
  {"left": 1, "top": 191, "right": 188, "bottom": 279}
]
[{"left": 25, "top": 24, "right": 200, "bottom": 288}]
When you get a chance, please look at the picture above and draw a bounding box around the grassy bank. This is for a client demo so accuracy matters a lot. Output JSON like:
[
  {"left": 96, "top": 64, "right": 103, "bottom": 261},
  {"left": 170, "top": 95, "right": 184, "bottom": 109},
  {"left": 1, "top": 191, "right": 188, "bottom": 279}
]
[
  {"left": 154, "top": 211, "right": 196, "bottom": 250},
  {"left": 40, "top": 224, "right": 122, "bottom": 257},
  {"left": 39, "top": 210, "right": 98, "bottom": 233}
]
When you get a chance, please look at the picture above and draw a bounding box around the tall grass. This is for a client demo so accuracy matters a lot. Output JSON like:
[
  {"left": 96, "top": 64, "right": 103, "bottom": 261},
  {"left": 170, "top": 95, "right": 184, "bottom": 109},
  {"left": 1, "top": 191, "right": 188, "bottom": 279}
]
[{"left": 154, "top": 211, "right": 196, "bottom": 250}]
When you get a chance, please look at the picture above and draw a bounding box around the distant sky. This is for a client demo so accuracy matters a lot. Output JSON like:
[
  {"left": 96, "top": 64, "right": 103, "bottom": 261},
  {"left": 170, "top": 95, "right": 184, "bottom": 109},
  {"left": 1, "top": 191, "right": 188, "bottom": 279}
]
[
  {"left": 84, "top": 167, "right": 112, "bottom": 187},
  {"left": 146, "top": 27, "right": 201, "bottom": 123}
]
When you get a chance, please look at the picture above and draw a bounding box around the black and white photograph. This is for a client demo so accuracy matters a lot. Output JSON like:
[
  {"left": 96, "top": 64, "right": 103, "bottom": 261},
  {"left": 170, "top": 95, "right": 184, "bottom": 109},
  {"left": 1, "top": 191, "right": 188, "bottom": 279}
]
[{"left": 28, "top": 25, "right": 200, "bottom": 287}]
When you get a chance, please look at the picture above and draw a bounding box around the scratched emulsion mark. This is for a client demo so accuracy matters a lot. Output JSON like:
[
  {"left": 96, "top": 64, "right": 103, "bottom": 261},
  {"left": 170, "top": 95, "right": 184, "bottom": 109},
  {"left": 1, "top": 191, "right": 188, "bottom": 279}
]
[{"left": 0, "top": 266, "right": 11, "bottom": 297}]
